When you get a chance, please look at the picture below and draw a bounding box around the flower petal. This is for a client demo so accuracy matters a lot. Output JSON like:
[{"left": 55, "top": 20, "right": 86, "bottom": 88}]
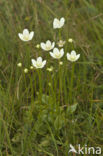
[
  {"left": 60, "top": 17, "right": 65, "bottom": 27},
  {"left": 23, "top": 29, "right": 29, "bottom": 35},
  {"left": 52, "top": 42, "right": 55, "bottom": 49},
  {"left": 60, "top": 48, "right": 64, "bottom": 57},
  {"left": 50, "top": 52, "right": 55, "bottom": 58},
  {"left": 42, "top": 60, "right": 46, "bottom": 68},
  {"left": 37, "top": 57, "right": 42, "bottom": 62},
  {"left": 18, "top": 33, "right": 24, "bottom": 41},
  {"left": 31, "top": 59, "right": 36, "bottom": 67},
  {"left": 71, "top": 50, "right": 76, "bottom": 56},
  {"left": 76, "top": 54, "right": 80, "bottom": 61},
  {"left": 53, "top": 48, "right": 59, "bottom": 54},
  {"left": 53, "top": 18, "right": 59, "bottom": 29},
  {"left": 67, "top": 53, "right": 71, "bottom": 60},
  {"left": 41, "top": 43, "right": 46, "bottom": 50},
  {"left": 29, "top": 31, "right": 34, "bottom": 40},
  {"left": 46, "top": 40, "right": 51, "bottom": 46}
]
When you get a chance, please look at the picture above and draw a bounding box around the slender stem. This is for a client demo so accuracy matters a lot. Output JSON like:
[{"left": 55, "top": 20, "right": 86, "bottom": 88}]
[
  {"left": 59, "top": 29, "right": 61, "bottom": 40},
  {"left": 59, "top": 61, "right": 63, "bottom": 105},
  {"left": 37, "top": 69, "right": 42, "bottom": 104},
  {"left": 24, "top": 43, "right": 30, "bottom": 67},
  {"left": 69, "top": 62, "right": 75, "bottom": 105}
]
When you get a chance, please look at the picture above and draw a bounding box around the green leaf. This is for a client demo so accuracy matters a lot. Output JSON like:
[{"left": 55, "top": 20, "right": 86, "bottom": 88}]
[
  {"left": 42, "top": 94, "right": 51, "bottom": 104},
  {"left": 39, "top": 140, "right": 50, "bottom": 147},
  {"left": 54, "top": 114, "right": 65, "bottom": 130},
  {"left": 67, "top": 103, "right": 78, "bottom": 114}
]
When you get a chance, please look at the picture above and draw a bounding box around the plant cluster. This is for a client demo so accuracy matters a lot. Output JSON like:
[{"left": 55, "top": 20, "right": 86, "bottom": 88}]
[{"left": 18, "top": 17, "right": 80, "bottom": 72}]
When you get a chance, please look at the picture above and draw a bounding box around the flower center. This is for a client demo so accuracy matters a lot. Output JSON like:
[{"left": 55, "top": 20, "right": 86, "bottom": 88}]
[
  {"left": 36, "top": 61, "right": 42, "bottom": 67},
  {"left": 70, "top": 56, "right": 76, "bottom": 61},
  {"left": 57, "top": 21, "right": 60, "bottom": 26},
  {"left": 46, "top": 45, "right": 51, "bottom": 50},
  {"left": 23, "top": 35, "right": 29, "bottom": 41},
  {"left": 55, "top": 52, "right": 61, "bottom": 58},
  {"left": 59, "top": 43, "right": 63, "bottom": 46}
]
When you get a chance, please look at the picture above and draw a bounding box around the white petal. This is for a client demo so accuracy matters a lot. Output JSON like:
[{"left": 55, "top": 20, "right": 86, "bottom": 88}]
[
  {"left": 60, "top": 48, "right": 64, "bottom": 57},
  {"left": 23, "top": 29, "right": 29, "bottom": 35},
  {"left": 53, "top": 18, "right": 59, "bottom": 29},
  {"left": 53, "top": 48, "right": 59, "bottom": 54},
  {"left": 31, "top": 59, "right": 36, "bottom": 67},
  {"left": 42, "top": 60, "right": 46, "bottom": 68},
  {"left": 46, "top": 40, "right": 51, "bottom": 46},
  {"left": 76, "top": 54, "right": 80, "bottom": 61},
  {"left": 60, "top": 17, "right": 65, "bottom": 27},
  {"left": 37, "top": 57, "right": 42, "bottom": 62},
  {"left": 67, "top": 53, "right": 71, "bottom": 60},
  {"left": 52, "top": 42, "right": 55, "bottom": 49},
  {"left": 60, "top": 17, "right": 65, "bottom": 23},
  {"left": 41, "top": 43, "right": 46, "bottom": 50},
  {"left": 50, "top": 52, "right": 55, "bottom": 58},
  {"left": 18, "top": 33, "right": 24, "bottom": 41},
  {"left": 29, "top": 31, "right": 34, "bottom": 40},
  {"left": 71, "top": 50, "right": 76, "bottom": 56}
]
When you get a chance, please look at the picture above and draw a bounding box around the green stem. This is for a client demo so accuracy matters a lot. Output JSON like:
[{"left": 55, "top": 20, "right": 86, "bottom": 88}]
[
  {"left": 25, "top": 43, "right": 31, "bottom": 67},
  {"left": 37, "top": 69, "right": 42, "bottom": 104},
  {"left": 59, "top": 29, "right": 61, "bottom": 40},
  {"left": 59, "top": 61, "right": 63, "bottom": 105},
  {"left": 69, "top": 63, "right": 75, "bottom": 105}
]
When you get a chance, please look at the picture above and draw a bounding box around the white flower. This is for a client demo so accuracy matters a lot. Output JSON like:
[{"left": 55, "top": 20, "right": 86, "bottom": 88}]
[
  {"left": 24, "top": 68, "right": 28, "bottom": 73},
  {"left": 57, "top": 40, "right": 65, "bottom": 47},
  {"left": 17, "top": 62, "right": 22, "bottom": 67},
  {"left": 31, "top": 57, "right": 46, "bottom": 69},
  {"left": 48, "top": 83, "right": 52, "bottom": 87},
  {"left": 47, "top": 66, "right": 53, "bottom": 72},
  {"left": 18, "top": 29, "right": 34, "bottom": 41},
  {"left": 68, "top": 38, "right": 73, "bottom": 43},
  {"left": 36, "top": 44, "right": 40, "bottom": 49},
  {"left": 67, "top": 50, "right": 80, "bottom": 62},
  {"left": 53, "top": 17, "right": 65, "bottom": 29},
  {"left": 40, "top": 40, "right": 55, "bottom": 51},
  {"left": 59, "top": 61, "right": 63, "bottom": 65},
  {"left": 50, "top": 48, "right": 64, "bottom": 59},
  {"left": 30, "top": 66, "right": 34, "bottom": 70}
]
